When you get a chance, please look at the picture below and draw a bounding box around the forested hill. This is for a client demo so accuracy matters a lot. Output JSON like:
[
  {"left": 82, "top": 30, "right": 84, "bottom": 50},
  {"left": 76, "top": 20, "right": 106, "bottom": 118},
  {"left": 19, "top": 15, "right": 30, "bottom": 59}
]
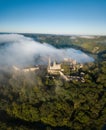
[
  {"left": 0, "top": 33, "right": 106, "bottom": 61},
  {"left": 0, "top": 33, "right": 106, "bottom": 130}
]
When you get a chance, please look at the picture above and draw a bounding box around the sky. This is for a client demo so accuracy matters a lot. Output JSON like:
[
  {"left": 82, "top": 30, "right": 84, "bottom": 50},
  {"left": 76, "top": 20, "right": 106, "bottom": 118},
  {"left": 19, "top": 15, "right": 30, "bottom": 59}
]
[{"left": 0, "top": 0, "right": 106, "bottom": 35}]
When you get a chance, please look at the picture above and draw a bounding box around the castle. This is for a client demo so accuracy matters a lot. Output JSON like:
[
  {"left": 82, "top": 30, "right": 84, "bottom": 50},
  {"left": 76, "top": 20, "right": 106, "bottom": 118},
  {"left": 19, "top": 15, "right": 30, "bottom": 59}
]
[
  {"left": 13, "top": 66, "right": 39, "bottom": 72},
  {"left": 47, "top": 58, "right": 63, "bottom": 74}
]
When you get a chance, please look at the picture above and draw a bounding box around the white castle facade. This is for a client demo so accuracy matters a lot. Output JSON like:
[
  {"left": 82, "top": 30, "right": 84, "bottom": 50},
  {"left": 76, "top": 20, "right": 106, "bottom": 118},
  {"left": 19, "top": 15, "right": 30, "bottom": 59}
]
[{"left": 47, "top": 58, "right": 63, "bottom": 74}]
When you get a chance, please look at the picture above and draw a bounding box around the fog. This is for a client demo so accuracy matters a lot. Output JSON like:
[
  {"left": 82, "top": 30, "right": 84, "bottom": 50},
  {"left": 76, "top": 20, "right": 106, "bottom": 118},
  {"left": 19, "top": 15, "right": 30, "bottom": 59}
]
[
  {"left": 78, "top": 35, "right": 97, "bottom": 39},
  {"left": 0, "top": 34, "right": 94, "bottom": 67}
]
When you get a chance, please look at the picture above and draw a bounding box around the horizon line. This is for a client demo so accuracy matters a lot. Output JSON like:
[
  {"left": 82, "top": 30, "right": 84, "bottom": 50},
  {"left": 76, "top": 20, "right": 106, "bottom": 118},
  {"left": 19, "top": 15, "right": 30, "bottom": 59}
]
[{"left": 0, "top": 32, "right": 106, "bottom": 36}]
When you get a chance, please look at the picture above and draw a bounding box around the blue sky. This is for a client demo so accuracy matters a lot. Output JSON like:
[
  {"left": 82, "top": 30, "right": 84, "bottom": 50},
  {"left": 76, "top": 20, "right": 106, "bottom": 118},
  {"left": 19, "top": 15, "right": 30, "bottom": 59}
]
[{"left": 0, "top": 0, "right": 106, "bottom": 35}]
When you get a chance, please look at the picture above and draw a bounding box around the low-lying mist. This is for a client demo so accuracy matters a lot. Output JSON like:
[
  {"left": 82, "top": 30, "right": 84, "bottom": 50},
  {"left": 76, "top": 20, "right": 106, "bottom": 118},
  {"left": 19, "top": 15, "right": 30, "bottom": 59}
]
[{"left": 0, "top": 34, "right": 94, "bottom": 68}]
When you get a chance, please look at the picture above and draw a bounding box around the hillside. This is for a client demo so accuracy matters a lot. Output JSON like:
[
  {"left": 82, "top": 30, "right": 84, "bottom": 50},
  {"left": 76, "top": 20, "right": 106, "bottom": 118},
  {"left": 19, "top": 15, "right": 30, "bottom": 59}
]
[
  {"left": 22, "top": 33, "right": 106, "bottom": 61},
  {"left": 0, "top": 33, "right": 106, "bottom": 130}
]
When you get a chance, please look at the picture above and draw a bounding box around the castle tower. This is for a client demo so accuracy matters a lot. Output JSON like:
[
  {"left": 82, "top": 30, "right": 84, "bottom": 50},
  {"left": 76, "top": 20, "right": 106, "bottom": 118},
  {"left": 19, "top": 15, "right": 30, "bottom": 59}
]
[
  {"left": 48, "top": 57, "right": 51, "bottom": 69},
  {"left": 53, "top": 60, "right": 56, "bottom": 67}
]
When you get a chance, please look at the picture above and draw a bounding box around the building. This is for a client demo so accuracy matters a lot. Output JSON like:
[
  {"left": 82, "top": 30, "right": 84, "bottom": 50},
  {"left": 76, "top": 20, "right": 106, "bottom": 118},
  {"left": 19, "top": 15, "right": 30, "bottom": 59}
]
[
  {"left": 64, "top": 58, "right": 77, "bottom": 65},
  {"left": 22, "top": 67, "right": 39, "bottom": 72},
  {"left": 47, "top": 58, "right": 63, "bottom": 74},
  {"left": 13, "top": 65, "right": 39, "bottom": 72}
]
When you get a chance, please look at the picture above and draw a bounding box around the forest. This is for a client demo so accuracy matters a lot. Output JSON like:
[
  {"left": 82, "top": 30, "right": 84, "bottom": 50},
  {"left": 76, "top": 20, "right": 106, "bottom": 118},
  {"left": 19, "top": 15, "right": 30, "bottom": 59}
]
[{"left": 0, "top": 34, "right": 106, "bottom": 130}]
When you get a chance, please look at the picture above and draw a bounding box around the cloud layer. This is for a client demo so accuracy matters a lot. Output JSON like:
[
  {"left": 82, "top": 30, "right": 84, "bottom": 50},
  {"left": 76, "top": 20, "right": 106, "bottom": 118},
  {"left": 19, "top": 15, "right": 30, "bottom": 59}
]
[{"left": 0, "top": 34, "right": 94, "bottom": 67}]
